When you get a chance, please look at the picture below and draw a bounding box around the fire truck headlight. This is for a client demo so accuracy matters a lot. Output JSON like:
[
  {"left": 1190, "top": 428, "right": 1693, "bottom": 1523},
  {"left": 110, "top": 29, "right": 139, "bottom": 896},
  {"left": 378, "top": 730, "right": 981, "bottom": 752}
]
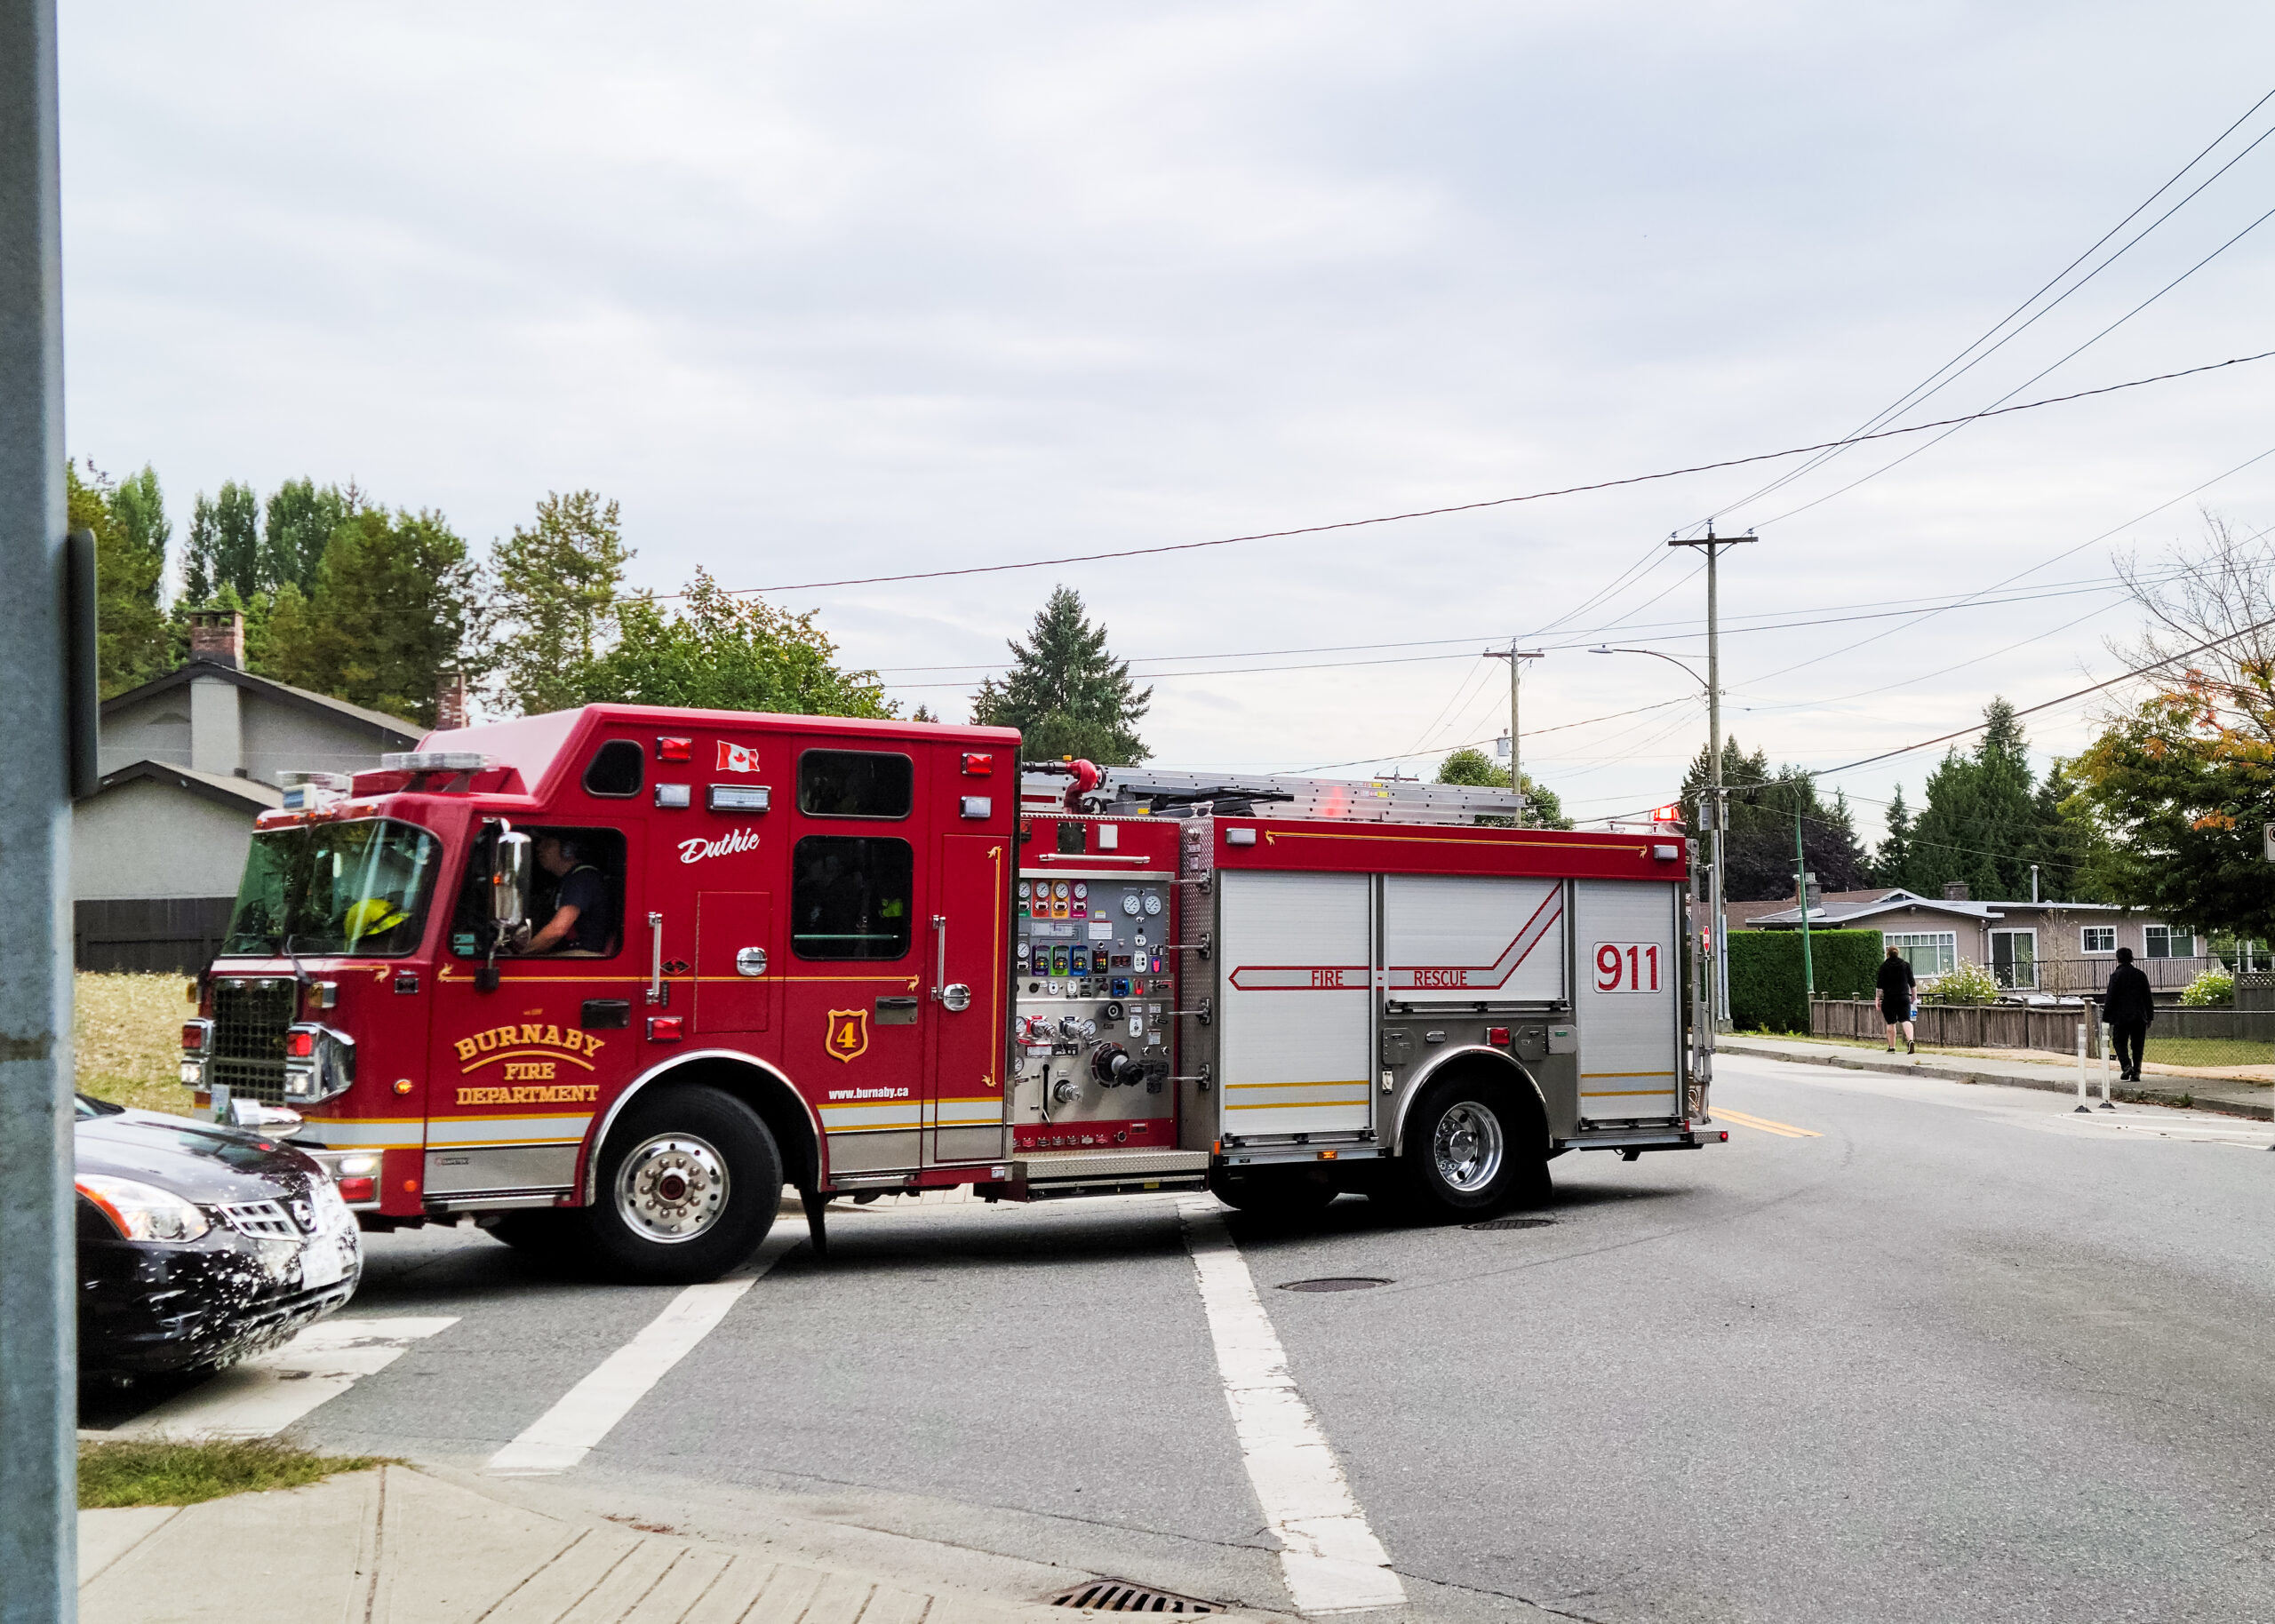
[{"left": 282, "top": 1025, "right": 355, "bottom": 1103}]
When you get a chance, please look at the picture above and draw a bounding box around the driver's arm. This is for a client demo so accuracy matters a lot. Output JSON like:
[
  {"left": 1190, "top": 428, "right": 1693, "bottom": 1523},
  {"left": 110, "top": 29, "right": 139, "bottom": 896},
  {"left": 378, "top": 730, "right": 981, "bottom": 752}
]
[{"left": 522, "top": 904, "right": 581, "bottom": 954}]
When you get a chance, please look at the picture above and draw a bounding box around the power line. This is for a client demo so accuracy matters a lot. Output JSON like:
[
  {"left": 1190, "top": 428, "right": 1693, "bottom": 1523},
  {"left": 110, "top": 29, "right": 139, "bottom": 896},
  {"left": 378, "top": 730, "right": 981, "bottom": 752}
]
[
  {"left": 1751, "top": 202, "right": 2275, "bottom": 531},
  {"left": 675, "top": 348, "right": 2275, "bottom": 601},
  {"left": 1691, "top": 84, "right": 2275, "bottom": 528}
]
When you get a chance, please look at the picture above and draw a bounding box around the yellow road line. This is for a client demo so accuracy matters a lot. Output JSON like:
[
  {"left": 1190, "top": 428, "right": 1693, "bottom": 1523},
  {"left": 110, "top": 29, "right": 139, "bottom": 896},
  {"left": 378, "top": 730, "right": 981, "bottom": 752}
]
[{"left": 1714, "top": 1106, "right": 1820, "bottom": 1139}]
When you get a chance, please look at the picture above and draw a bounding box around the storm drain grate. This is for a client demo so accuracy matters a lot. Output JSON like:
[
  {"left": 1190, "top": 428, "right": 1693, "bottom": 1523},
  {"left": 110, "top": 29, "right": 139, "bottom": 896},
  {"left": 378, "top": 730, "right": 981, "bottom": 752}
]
[
  {"left": 1465, "top": 1216, "right": 1557, "bottom": 1231},
  {"left": 1048, "top": 1580, "right": 1225, "bottom": 1612},
  {"left": 1278, "top": 1276, "right": 1391, "bottom": 1292}
]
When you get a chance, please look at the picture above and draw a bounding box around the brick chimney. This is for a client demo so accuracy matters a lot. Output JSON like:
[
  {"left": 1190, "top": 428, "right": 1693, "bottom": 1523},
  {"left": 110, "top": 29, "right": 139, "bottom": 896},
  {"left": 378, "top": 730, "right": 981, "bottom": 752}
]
[
  {"left": 188, "top": 609, "right": 244, "bottom": 669},
  {"left": 435, "top": 669, "right": 469, "bottom": 732},
  {"left": 1943, "top": 880, "right": 1970, "bottom": 902}
]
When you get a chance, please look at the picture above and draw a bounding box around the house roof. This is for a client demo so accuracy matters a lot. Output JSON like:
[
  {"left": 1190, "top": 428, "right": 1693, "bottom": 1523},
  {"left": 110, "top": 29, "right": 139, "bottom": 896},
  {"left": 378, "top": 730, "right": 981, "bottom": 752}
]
[
  {"left": 1751, "top": 888, "right": 2132, "bottom": 927},
  {"left": 102, "top": 660, "right": 421, "bottom": 744},
  {"left": 90, "top": 759, "right": 286, "bottom": 814}
]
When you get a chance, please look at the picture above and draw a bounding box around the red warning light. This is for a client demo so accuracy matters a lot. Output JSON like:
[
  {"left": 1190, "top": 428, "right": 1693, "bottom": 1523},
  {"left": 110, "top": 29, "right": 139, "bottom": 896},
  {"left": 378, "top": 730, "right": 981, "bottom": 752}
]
[{"left": 1649, "top": 802, "right": 1682, "bottom": 824}]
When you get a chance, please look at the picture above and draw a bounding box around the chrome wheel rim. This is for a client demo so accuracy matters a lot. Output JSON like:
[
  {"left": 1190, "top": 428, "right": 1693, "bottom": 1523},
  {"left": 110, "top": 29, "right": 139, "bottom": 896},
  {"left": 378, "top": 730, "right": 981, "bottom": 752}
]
[
  {"left": 614, "top": 1134, "right": 730, "bottom": 1245},
  {"left": 1433, "top": 1103, "right": 1504, "bottom": 1193}
]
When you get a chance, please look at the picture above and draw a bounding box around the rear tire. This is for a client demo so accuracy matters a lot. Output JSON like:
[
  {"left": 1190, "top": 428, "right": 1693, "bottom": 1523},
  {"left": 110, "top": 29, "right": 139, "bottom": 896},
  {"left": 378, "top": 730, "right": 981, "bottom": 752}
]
[
  {"left": 1396, "top": 1078, "right": 1548, "bottom": 1220},
  {"left": 585, "top": 1085, "right": 781, "bottom": 1284},
  {"left": 1208, "top": 1166, "right": 1339, "bottom": 1215}
]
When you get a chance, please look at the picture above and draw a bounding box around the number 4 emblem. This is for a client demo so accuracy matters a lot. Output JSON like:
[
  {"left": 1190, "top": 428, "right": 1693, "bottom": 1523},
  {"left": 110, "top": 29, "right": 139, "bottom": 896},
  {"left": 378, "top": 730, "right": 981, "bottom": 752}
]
[{"left": 825, "top": 1008, "right": 869, "bottom": 1062}]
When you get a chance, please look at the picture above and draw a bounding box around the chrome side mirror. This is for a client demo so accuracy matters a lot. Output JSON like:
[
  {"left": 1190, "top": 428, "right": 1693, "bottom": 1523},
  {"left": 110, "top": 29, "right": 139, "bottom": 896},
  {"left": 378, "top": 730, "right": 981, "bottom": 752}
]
[{"left": 491, "top": 832, "right": 531, "bottom": 929}]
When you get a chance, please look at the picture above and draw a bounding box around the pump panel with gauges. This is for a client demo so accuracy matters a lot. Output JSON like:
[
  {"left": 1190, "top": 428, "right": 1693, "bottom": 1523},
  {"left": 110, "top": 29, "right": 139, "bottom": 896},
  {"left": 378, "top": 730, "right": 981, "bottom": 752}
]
[{"left": 1010, "top": 864, "right": 1177, "bottom": 1152}]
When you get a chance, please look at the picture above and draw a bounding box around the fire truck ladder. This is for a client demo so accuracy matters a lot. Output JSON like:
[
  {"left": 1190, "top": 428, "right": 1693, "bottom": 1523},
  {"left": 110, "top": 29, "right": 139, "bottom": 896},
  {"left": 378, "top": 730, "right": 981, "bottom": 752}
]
[{"left": 1021, "top": 764, "right": 1524, "bottom": 826}]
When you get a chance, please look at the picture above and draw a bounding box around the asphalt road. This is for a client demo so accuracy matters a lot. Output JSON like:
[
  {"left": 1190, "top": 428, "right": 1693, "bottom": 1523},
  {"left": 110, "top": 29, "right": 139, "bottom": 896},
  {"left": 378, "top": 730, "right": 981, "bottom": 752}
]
[{"left": 107, "top": 1055, "right": 2275, "bottom": 1622}]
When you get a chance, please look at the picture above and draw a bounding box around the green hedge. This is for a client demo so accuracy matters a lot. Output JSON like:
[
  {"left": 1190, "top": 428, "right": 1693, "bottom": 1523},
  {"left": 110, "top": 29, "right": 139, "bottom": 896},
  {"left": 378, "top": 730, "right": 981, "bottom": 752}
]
[{"left": 1728, "top": 928, "right": 1884, "bottom": 1033}]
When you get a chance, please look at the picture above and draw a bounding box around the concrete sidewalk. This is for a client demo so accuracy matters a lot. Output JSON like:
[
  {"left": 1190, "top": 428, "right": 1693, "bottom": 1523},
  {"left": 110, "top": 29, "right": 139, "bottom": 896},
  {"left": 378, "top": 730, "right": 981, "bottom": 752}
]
[
  {"left": 79, "top": 1465, "right": 1289, "bottom": 1624},
  {"left": 1720, "top": 1033, "right": 2275, "bottom": 1120}
]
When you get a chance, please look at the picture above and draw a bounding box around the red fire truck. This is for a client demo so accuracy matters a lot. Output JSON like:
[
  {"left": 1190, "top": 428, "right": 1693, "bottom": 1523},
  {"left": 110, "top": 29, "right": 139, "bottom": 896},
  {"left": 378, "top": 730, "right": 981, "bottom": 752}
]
[{"left": 180, "top": 705, "right": 1721, "bottom": 1283}]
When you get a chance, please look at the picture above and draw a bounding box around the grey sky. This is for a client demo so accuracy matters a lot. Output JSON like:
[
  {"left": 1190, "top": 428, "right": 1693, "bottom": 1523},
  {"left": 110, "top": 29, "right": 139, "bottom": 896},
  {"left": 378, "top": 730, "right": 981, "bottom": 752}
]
[{"left": 58, "top": 3, "right": 2275, "bottom": 839}]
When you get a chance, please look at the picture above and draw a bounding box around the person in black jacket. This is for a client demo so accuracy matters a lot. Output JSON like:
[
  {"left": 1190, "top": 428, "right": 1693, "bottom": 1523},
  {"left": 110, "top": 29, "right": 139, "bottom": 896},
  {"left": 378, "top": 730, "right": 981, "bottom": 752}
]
[
  {"left": 1876, "top": 945, "right": 1917, "bottom": 1054},
  {"left": 2103, "top": 945, "right": 2155, "bottom": 1080}
]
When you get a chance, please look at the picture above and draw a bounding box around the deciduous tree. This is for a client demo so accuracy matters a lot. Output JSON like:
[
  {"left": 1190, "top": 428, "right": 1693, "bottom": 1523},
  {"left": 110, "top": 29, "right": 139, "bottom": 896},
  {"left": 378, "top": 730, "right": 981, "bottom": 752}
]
[
  {"left": 266, "top": 507, "right": 475, "bottom": 726},
  {"left": 483, "top": 490, "right": 633, "bottom": 716},
  {"left": 183, "top": 480, "right": 261, "bottom": 603},
  {"left": 68, "top": 459, "right": 172, "bottom": 695},
  {"left": 579, "top": 569, "right": 891, "bottom": 718},
  {"left": 1434, "top": 745, "right": 1571, "bottom": 828}
]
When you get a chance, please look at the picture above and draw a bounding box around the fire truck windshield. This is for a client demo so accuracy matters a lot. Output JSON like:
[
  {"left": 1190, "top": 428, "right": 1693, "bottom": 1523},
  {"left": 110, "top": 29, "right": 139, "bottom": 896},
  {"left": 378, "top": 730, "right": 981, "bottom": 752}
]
[{"left": 223, "top": 819, "right": 443, "bottom": 958}]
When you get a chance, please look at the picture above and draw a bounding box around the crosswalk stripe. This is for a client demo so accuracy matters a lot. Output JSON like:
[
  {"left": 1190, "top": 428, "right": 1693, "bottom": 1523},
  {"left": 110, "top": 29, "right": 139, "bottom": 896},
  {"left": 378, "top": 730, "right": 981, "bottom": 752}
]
[
  {"left": 486, "top": 1230, "right": 798, "bottom": 1477},
  {"left": 1180, "top": 1198, "right": 1405, "bottom": 1614},
  {"left": 102, "top": 1318, "right": 459, "bottom": 1441}
]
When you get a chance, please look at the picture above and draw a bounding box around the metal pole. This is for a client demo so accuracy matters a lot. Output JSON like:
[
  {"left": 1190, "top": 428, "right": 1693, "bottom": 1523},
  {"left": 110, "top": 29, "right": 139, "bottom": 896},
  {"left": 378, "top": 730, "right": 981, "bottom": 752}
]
[
  {"left": 0, "top": 1, "right": 76, "bottom": 1617},
  {"left": 1794, "top": 809, "right": 1814, "bottom": 999}
]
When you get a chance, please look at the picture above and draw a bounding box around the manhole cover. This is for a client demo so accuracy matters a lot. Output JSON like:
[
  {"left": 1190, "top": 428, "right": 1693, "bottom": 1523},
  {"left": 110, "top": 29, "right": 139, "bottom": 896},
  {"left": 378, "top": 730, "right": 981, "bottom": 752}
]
[
  {"left": 1047, "top": 1579, "right": 1224, "bottom": 1612},
  {"left": 1465, "top": 1216, "right": 1557, "bottom": 1230},
  {"left": 1278, "top": 1277, "right": 1391, "bottom": 1292}
]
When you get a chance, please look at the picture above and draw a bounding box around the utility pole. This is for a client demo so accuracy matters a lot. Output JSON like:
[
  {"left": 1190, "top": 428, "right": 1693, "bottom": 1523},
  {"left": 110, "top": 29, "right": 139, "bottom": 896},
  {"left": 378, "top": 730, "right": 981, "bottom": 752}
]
[
  {"left": 1483, "top": 641, "right": 1543, "bottom": 824},
  {"left": 0, "top": 1, "right": 77, "bottom": 1619},
  {"left": 1794, "top": 808, "right": 1815, "bottom": 999},
  {"left": 1668, "top": 522, "right": 1754, "bottom": 1029}
]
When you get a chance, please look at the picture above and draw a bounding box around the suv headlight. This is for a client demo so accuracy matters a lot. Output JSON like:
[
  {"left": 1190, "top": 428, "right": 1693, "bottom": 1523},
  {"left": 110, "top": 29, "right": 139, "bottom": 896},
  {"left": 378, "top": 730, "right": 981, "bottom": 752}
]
[{"left": 76, "top": 1174, "right": 212, "bottom": 1243}]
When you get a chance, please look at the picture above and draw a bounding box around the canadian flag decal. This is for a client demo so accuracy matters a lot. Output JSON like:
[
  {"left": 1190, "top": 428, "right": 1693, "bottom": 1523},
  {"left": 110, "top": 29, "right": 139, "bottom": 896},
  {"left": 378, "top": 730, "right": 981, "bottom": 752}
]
[{"left": 717, "top": 740, "right": 760, "bottom": 773}]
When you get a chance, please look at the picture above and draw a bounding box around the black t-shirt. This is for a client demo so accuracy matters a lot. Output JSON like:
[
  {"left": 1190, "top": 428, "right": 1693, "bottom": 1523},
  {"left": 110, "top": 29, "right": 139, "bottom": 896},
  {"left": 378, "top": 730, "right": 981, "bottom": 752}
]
[
  {"left": 1875, "top": 955, "right": 1915, "bottom": 1003},
  {"left": 553, "top": 864, "right": 614, "bottom": 953}
]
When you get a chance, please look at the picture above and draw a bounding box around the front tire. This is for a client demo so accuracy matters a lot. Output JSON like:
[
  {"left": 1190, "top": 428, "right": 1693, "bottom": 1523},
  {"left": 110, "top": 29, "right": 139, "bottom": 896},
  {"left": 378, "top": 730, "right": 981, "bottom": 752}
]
[
  {"left": 1396, "top": 1078, "right": 1548, "bottom": 1220},
  {"left": 586, "top": 1085, "right": 781, "bottom": 1283}
]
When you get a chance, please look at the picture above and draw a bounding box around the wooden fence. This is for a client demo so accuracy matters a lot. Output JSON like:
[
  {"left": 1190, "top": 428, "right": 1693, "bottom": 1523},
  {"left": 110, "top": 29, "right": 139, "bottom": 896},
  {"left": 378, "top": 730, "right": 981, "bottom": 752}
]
[{"left": 1810, "top": 999, "right": 2275, "bottom": 1047}]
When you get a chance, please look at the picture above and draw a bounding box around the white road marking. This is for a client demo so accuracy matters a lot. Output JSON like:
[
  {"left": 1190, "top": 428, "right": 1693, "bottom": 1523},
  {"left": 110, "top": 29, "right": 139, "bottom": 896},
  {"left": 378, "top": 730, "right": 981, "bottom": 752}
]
[
  {"left": 487, "top": 1230, "right": 797, "bottom": 1476},
  {"left": 1179, "top": 1199, "right": 1405, "bottom": 1615},
  {"left": 106, "top": 1317, "right": 459, "bottom": 1440}
]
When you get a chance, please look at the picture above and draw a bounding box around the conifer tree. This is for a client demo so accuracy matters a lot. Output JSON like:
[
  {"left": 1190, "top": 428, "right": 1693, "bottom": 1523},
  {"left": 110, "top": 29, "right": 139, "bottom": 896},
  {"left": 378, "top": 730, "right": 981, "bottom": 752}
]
[
  {"left": 183, "top": 481, "right": 262, "bottom": 603},
  {"left": 970, "top": 585, "right": 1151, "bottom": 763}
]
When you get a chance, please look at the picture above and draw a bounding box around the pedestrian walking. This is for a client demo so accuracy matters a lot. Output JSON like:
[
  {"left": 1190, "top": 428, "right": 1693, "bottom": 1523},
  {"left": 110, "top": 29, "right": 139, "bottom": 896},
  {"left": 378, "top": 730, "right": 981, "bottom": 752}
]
[
  {"left": 1876, "top": 944, "right": 1917, "bottom": 1054},
  {"left": 2103, "top": 945, "right": 2154, "bottom": 1081}
]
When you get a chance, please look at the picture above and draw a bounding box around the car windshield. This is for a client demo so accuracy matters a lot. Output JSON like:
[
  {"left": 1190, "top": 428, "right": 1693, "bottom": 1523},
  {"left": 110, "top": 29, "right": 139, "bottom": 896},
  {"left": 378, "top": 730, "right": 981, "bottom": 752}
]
[{"left": 224, "top": 819, "right": 442, "bottom": 958}]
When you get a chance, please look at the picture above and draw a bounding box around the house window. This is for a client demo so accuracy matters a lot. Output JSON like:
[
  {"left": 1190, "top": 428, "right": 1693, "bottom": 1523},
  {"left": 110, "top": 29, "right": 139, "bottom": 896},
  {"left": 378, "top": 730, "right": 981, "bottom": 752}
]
[
  {"left": 2144, "top": 926, "right": 2195, "bottom": 959},
  {"left": 1989, "top": 928, "right": 2037, "bottom": 991},
  {"left": 2080, "top": 926, "right": 2115, "bottom": 955},
  {"left": 1888, "top": 932, "right": 1956, "bottom": 976}
]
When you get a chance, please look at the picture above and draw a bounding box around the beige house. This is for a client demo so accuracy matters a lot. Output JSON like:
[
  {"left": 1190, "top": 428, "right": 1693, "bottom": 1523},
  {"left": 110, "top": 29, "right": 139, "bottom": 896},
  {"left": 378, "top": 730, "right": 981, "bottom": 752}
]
[
  {"left": 75, "top": 611, "right": 421, "bottom": 971},
  {"left": 1745, "top": 887, "right": 2210, "bottom": 995}
]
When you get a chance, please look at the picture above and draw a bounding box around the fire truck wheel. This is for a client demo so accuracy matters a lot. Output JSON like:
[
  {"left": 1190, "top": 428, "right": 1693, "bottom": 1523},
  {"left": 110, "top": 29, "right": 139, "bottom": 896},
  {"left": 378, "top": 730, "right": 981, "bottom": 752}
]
[
  {"left": 1207, "top": 1166, "right": 1338, "bottom": 1215},
  {"left": 1397, "top": 1080, "right": 1545, "bottom": 1219},
  {"left": 587, "top": 1085, "right": 781, "bottom": 1283}
]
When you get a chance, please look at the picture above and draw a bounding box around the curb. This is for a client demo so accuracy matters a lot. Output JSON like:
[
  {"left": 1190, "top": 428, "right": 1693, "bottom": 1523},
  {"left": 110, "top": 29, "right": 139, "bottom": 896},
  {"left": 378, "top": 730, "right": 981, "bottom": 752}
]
[{"left": 1718, "top": 1039, "right": 2275, "bottom": 1122}]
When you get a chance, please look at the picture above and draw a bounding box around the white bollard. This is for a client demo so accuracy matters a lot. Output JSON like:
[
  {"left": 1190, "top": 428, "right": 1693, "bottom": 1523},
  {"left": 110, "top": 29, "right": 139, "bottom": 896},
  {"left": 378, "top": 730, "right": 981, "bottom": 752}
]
[
  {"left": 2075, "top": 1022, "right": 2090, "bottom": 1113},
  {"left": 2099, "top": 1022, "right": 2114, "bottom": 1110}
]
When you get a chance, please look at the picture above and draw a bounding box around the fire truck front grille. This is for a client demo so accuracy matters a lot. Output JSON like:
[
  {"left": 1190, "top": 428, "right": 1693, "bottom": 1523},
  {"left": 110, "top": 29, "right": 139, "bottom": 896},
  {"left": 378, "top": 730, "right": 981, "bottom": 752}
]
[{"left": 210, "top": 978, "right": 296, "bottom": 1104}]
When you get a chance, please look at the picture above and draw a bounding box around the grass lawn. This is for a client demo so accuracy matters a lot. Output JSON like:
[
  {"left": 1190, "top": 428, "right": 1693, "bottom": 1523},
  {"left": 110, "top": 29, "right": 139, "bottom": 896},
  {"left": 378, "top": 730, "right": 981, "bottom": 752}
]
[
  {"left": 76, "top": 972, "right": 197, "bottom": 1115},
  {"left": 2142, "top": 1035, "right": 2275, "bottom": 1069},
  {"left": 78, "top": 1437, "right": 383, "bottom": 1508}
]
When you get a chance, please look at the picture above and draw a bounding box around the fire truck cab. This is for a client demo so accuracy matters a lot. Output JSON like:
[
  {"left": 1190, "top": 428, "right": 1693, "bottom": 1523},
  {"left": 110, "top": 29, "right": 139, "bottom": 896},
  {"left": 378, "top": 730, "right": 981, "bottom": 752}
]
[{"left": 180, "top": 705, "right": 1720, "bottom": 1283}]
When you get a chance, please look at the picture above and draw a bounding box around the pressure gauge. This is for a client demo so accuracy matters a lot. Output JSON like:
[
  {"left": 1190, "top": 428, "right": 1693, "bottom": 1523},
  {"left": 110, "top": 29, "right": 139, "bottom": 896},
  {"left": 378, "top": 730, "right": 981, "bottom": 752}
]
[
  {"left": 1017, "top": 881, "right": 1030, "bottom": 898},
  {"left": 1073, "top": 882, "right": 1089, "bottom": 900},
  {"left": 1122, "top": 894, "right": 1142, "bottom": 917},
  {"left": 1143, "top": 893, "right": 1162, "bottom": 916},
  {"left": 1053, "top": 880, "right": 1069, "bottom": 899}
]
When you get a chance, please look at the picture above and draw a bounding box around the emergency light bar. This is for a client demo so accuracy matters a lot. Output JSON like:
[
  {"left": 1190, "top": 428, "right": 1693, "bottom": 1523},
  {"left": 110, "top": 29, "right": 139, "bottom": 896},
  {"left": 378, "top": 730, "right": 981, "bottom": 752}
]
[
  {"left": 381, "top": 751, "right": 497, "bottom": 773},
  {"left": 277, "top": 771, "right": 352, "bottom": 811}
]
